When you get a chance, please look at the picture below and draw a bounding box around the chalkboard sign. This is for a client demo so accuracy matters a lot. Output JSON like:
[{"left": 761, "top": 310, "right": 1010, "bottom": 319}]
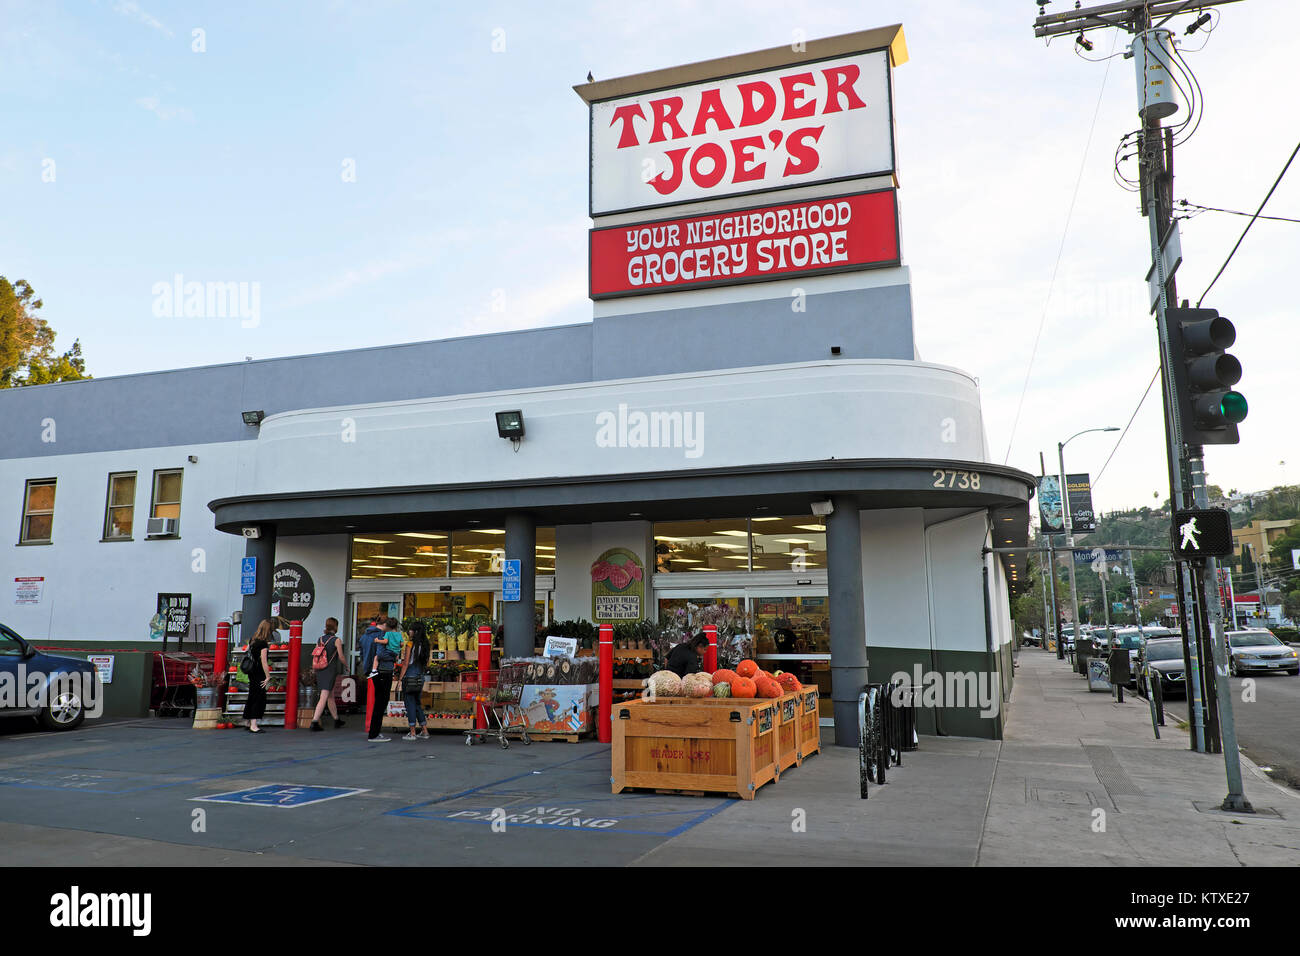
[{"left": 157, "top": 593, "right": 192, "bottom": 641}]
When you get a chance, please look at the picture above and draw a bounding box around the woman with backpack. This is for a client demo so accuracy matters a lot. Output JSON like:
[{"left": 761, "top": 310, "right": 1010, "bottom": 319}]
[
  {"left": 309, "top": 617, "right": 346, "bottom": 732},
  {"left": 398, "top": 621, "right": 431, "bottom": 740},
  {"left": 242, "top": 619, "right": 274, "bottom": 733}
]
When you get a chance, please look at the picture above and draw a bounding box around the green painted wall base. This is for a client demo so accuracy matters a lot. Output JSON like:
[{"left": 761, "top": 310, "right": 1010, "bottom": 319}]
[{"left": 864, "top": 645, "right": 1012, "bottom": 740}]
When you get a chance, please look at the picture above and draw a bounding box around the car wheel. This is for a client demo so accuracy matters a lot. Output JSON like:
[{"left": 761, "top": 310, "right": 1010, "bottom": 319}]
[
  {"left": 40, "top": 688, "right": 85, "bottom": 731},
  {"left": 1229, "top": 658, "right": 1238, "bottom": 678},
  {"left": 1288, "top": 669, "right": 1299, "bottom": 677}
]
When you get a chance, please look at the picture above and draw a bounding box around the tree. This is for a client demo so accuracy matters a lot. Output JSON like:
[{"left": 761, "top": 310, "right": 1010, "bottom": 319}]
[
  {"left": 1283, "top": 588, "right": 1300, "bottom": 625},
  {"left": 0, "top": 277, "right": 89, "bottom": 387}
]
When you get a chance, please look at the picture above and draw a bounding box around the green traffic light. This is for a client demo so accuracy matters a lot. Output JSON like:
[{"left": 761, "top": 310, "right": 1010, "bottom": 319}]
[{"left": 1221, "top": 391, "right": 1248, "bottom": 424}]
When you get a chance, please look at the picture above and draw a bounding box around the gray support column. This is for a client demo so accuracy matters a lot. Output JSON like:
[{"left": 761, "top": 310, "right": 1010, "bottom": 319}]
[
  {"left": 826, "top": 495, "right": 868, "bottom": 747},
  {"left": 503, "top": 513, "right": 537, "bottom": 659},
  {"left": 239, "top": 526, "right": 277, "bottom": 641}
]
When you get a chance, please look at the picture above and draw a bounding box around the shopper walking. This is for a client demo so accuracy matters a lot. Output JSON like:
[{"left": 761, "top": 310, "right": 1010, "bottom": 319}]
[
  {"left": 243, "top": 619, "right": 274, "bottom": 733},
  {"left": 399, "top": 621, "right": 431, "bottom": 740},
  {"left": 360, "top": 616, "right": 385, "bottom": 735},
  {"left": 366, "top": 617, "right": 399, "bottom": 742},
  {"left": 309, "top": 617, "right": 346, "bottom": 731}
]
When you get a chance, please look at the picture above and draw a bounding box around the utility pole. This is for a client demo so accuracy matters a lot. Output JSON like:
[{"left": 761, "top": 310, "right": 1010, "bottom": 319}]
[
  {"left": 1041, "top": 453, "right": 1064, "bottom": 658},
  {"left": 1033, "top": 0, "right": 1253, "bottom": 810}
]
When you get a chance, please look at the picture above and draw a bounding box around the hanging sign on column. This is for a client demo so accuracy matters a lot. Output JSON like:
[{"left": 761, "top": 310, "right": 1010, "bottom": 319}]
[
  {"left": 502, "top": 559, "right": 522, "bottom": 602},
  {"left": 591, "top": 548, "right": 645, "bottom": 621}
]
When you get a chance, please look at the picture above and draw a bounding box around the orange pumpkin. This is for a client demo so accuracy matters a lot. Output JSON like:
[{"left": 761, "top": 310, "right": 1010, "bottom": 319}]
[
  {"left": 754, "top": 669, "right": 773, "bottom": 683},
  {"left": 711, "top": 669, "right": 737, "bottom": 686},
  {"left": 730, "top": 676, "right": 757, "bottom": 698},
  {"left": 776, "top": 672, "right": 802, "bottom": 693},
  {"left": 735, "top": 660, "right": 759, "bottom": 679},
  {"left": 756, "top": 677, "right": 783, "bottom": 699}
]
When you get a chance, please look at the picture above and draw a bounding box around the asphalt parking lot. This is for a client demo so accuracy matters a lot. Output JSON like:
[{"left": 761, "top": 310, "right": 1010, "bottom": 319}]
[{"left": 0, "top": 716, "right": 746, "bottom": 866}]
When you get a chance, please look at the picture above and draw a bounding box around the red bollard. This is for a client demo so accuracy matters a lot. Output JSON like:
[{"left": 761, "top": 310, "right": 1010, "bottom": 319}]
[
  {"left": 285, "top": 620, "right": 302, "bottom": 730},
  {"left": 214, "top": 621, "right": 230, "bottom": 707},
  {"left": 598, "top": 623, "right": 614, "bottom": 743},
  {"left": 476, "top": 625, "right": 493, "bottom": 730},
  {"left": 703, "top": 624, "right": 718, "bottom": 674}
]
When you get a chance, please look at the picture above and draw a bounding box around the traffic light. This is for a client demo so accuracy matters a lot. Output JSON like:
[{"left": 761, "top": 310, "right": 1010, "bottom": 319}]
[
  {"left": 1147, "top": 588, "right": 1155, "bottom": 598},
  {"left": 1172, "top": 507, "right": 1234, "bottom": 561},
  {"left": 1165, "top": 306, "right": 1246, "bottom": 445}
]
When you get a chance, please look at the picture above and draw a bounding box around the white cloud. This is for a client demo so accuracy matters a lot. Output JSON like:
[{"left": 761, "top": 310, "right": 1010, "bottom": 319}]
[{"left": 112, "top": 1, "right": 172, "bottom": 38}]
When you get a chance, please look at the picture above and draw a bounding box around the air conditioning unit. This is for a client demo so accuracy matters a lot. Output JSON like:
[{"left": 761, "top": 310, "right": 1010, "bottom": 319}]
[{"left": 146, "top": 517, "right": 177, "bottom": 537}]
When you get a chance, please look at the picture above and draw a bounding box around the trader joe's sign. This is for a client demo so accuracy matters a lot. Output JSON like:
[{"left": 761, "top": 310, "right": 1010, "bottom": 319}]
[
  {"left": 591, "top": 548, "right": 645, "bottom": 621},
  {"left": 590, "top": 190, "right": 897, "bottom": 297},
  {"left": 589, "top": 49, "right": 894, "bottom": 214}
]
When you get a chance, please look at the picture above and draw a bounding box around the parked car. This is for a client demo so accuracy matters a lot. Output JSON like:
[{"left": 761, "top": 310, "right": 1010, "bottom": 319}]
[
  {"left": 0, "top": 622, "right": 98, "bottom": 730},
  {"left": 1136, "top": 638, "right": 1188, "bottom": 698},
  {"left": 1225, "top": 629, "right": 1299, "bottom": 676}
]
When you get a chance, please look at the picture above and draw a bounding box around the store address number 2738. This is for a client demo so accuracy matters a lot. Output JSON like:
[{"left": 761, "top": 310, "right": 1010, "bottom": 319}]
[{"left": 932, "top": 469, "right": 981, "bottom": 490}]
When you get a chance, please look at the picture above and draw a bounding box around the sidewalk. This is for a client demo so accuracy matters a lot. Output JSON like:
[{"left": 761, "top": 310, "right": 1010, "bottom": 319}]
[{"left": 978, "top": 646, "right": 1300, "bottom": 865}]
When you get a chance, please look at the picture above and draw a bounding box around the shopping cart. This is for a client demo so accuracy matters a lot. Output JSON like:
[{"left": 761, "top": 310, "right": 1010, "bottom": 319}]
[
  {"left": 463, "top": 663, "right": 530, "bottom": 749},
  {"left": 151, "top": 652, "right": 214, "bottom": 718}
]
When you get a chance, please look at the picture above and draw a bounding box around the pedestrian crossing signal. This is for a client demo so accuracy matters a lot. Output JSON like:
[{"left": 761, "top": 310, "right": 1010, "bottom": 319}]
[{"left": 1171, "top": 508, "right": 1233, "bottom": 560}]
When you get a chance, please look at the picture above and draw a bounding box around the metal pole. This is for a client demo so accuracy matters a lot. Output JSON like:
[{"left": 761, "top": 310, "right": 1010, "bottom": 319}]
[
  {"left": 1189, "top": 457, "right": 1253, "bottom": 810},
  {"left": 1058, "top": 443, "right": 1083, "bottom": 652},
  {"left": 1138, "top": 97, "right": 1206, "bottom": 751}
]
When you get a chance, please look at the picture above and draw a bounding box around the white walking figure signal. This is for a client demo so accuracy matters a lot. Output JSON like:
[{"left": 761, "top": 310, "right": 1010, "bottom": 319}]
[{"left": 1179, "top": 517, "right": 1201, "bottom": 552}]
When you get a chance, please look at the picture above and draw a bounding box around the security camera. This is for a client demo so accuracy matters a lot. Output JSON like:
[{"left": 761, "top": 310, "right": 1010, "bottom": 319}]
[{"left": 242, "top": 526, "right": 261, "bottom": 539}]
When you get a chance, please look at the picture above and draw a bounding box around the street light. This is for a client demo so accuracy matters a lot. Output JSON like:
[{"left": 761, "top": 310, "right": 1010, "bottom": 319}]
[{"left": 1058, "top": 426, "right": 1120, "bottom": 660}]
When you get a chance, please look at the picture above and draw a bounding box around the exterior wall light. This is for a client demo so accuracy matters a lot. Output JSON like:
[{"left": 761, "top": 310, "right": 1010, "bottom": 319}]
[
  {"left": 810, "top": 500, "right": 834, "bottom": 517},
  {"left": 496, "top": 410, "right": 525, "bottom": 451},
  {"left": 242, "top": 410, "right": 265, "bottom": 426}
]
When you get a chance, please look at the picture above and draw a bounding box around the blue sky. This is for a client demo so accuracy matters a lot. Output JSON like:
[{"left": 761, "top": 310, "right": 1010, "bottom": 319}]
[{"left": 1, "top": 0, "right": 1296, "bottom": 514}]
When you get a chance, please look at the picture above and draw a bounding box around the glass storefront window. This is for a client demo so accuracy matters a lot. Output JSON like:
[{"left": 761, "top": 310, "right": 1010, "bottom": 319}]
[
  {"left": 750, "top": 517, "right": 825, "bottom": 572},
  {"left": 350, "top": 532, "right": 450, "bottom": 579},
  {"left": 750, "top": 595, "right": 831, "bottom": 654},
  {"left": 349, "top": 529, "right": 554, "bottom": 580},
  {"left": 654, "top": 518, "right": 749, "bottom": 572}
]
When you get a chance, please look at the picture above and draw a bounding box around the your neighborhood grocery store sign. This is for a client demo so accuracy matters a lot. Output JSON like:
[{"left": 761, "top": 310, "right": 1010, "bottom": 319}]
[
  {"left": 589, "top": 189, "right": 898, "bottom": 297},
  {"left": 589, "top": 50, "right": 894, "bottom": 215}
]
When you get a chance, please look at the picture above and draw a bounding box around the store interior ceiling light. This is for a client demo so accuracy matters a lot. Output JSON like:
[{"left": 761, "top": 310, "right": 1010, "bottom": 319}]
[
  {"left": 751, "top": 517, "right": 781, "bottom": 522},
  {"left": 714, "top": 529, "right": 748, "bottom": 536},
  {"left": 352, "top": 537, "right": 390, "bottom": 544},
  {"left": 773, "top": 538, "right": 814, "bottom": 544},
  {"left": 794, "top": 524, "right": 826, "bottom": 532},
  {"left": 668, "top": 558, "right": 703, "bottom": 563},
  {"left": 397, "top": 532, "right": 446, "bottom": 539}
]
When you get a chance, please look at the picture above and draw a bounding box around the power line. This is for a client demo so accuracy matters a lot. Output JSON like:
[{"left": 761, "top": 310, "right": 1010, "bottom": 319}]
[
  {"left": 1177, "top": 198, "right": 1300, "bottom": 224},
  {"left": 1198, "top": 138, "right": 1300, "bottom": 306},
  {"left": 1091, "top": 365, "right": 1161, "bottom": 489},
  {"left": 1003, "top": 28, "right": 1120, "bottom": 464}
]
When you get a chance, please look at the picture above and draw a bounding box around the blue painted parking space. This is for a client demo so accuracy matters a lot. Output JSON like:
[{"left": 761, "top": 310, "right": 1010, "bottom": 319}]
[{"left": 193, "top": 783, "right": 368, "bottom": 808}]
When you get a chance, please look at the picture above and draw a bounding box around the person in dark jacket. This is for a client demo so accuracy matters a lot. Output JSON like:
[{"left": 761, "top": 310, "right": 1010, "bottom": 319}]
[
  {"left": 366, "top": 618, "right": 400, "bottom": 742},
  {"left": 666, "top": 632, "right": 709, "bottom": 678}
]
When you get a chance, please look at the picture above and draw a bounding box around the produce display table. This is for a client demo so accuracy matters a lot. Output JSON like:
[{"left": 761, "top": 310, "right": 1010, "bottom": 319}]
[
  {"left": 796, "top": 687, "right": 821, "bottom": 764},
  {"left": 611, "top": 696, "right": 779, "bottom": 800}
]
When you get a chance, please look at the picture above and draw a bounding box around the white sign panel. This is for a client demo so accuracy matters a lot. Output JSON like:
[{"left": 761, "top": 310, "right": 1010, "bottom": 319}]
[
  {"left": 543, "top": 636, "right": 579, "bottom": 659},
  {"left": 590, "top": 50, "right": 894, "bottom": 215},
  {"left": 14, "top": 576, "right": 43, "bottom": 605},
  {"left": 88, "top": 655, "right": 115, "bottom": 684}
]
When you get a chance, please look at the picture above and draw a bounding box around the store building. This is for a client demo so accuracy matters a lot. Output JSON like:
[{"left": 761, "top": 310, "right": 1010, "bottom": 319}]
[{"left": 0, "top": 24, "right": 1034, "bottom": 740}]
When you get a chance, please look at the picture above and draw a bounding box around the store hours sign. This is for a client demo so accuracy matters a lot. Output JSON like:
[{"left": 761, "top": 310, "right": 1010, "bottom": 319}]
[
  {"left": 589, "top": 49, "right": 894, "bottom": 215},
  {"left": 271, "top": 562, "right": 315, "bottom": 624}
]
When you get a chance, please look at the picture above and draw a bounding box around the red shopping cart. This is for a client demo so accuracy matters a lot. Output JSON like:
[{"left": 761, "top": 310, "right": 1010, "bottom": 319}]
[
  {"left": 463, "top": 663, "right": 530, "bottom": 749},
  {"left": 151, "top": 652, "right": 214, "bottom": 717}
]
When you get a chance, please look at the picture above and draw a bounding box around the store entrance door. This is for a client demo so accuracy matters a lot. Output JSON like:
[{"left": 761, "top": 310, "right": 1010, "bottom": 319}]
[{"left": 349, "top": 593, "right": 403, "bottom": 673}]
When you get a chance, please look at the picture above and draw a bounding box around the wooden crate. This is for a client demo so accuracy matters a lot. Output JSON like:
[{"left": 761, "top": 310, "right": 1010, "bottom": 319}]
[
  {"left": 774, "top": 692, "right": 800, "bottom": 772},
  {"left": 796, "top": 686, "right": 821, "bottom": 763},
  {"left": 611, "top": 697, "right": 779, "bottom": 800}
]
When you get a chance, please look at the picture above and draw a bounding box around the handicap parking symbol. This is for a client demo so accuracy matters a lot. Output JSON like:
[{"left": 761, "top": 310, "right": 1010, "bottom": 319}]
[{"left": 193, "top": 784, "right": 368, "bottom": 808}]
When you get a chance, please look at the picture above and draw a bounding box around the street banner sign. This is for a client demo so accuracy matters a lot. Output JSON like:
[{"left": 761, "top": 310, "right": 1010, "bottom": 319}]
[{"left": 1039, "top": 474, "right": 1096, "bottom": 535}]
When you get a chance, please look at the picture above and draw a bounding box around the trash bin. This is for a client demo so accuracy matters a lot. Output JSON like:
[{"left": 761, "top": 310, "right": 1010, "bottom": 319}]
[{"left": 1107, "top": 648, "right": 1131, "bottom": 687}]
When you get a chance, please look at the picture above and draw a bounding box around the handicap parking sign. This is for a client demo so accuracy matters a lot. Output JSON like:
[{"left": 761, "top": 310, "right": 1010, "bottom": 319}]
[
  {"left": 240, "top": 557, "right": 257, "bottom": 596},
  {"left": 502, "top": 559, "right": 521, "bottom": 602}
]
